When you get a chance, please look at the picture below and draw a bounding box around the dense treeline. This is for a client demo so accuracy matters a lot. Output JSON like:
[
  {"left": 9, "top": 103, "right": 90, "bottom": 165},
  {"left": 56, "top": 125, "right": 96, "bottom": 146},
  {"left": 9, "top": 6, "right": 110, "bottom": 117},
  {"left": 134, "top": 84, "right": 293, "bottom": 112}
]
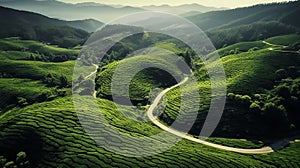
[{"left": 218, "top": 67, "right": 300, "bottom": 138}]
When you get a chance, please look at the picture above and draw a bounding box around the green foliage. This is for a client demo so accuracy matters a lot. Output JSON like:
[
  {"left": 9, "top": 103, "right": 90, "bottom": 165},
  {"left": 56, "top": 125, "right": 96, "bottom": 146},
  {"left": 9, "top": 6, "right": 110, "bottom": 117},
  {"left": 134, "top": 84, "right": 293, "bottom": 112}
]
[
  {"left": 0, "top": 152, "right": 29, "bottom": 168},
  {"left": 3, "top": 161, "right": 14, "bottom": 168},
  {"left": 95, "top": 53, "right": 181, "bottom": 104},
  {"left": 17, "top": 97, "right": 28, "bottom": 107},
  {"left": 160, "top": 37, "right": 300, "bottom": 138},
  {"left": 249, "top": 101, "right": 260, "bottom": 111},
  {"left": 0, "top": 38, "right": 76, "bottom": 111},
  {"left": 0, "top": 78, "right": 55, "bottom": 110},
  {"left": 0, "top": 6, "right": 91, "bottom": 48},
  {"left": 215, "top": 41, "right": 267, "bottom": 57},
  {"left": 1, "top": 97, "right": 299, "bottom": 167},
  {"left": 0, "top": 156, "right": 7, "bottom": 167}
]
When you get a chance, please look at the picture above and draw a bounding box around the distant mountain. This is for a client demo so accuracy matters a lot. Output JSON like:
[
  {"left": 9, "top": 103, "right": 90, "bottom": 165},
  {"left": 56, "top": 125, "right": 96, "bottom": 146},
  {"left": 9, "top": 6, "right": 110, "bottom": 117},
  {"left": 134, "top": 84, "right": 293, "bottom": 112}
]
[
  {"left": 142, "top": 3, "right": 227, "bottom": 15},
  {"left": 0, "top": 0, "right": 145, "bottom": 22},
  {"left": 187, "top": 1, "right": 300, "bottom": 31},
  {"left": 0, "top": 6, "right": 98, "bottom": 47},
  {"left": 180, "top": 11, "right": 202, "bottom": 17}
]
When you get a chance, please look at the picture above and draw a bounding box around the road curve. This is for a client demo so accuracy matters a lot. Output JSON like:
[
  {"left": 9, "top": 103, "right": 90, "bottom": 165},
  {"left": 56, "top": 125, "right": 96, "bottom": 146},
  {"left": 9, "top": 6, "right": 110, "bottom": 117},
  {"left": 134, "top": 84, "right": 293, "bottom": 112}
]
[
  {"left": 85, "top": 64, "right": 99, "bottom": 79},
  {"left": 146, "top": 77, "right": 274, "bottom": 154}
]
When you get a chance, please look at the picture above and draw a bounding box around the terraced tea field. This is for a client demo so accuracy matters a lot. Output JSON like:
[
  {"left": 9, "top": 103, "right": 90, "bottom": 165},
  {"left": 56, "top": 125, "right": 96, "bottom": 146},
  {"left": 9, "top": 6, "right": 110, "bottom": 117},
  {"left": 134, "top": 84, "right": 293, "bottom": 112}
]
[{"left": 1, "top": 96, "right": 300, "bottom": 167}]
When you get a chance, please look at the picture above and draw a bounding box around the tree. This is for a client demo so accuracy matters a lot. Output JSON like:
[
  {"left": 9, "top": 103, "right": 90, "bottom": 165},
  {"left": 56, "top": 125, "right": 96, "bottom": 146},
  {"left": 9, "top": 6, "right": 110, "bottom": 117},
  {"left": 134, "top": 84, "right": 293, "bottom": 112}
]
[
  {"left": 249, "top": 101, "right": 261, "bottom": 113},
  {"left": 17, "top": 97, "right": 28, "bottom": 107},
  {"left": 15, "top": 151, "right": 29, "bottom": 168},
  {"left": 3, "top": 161, "right": 14, "bottom": 168}
]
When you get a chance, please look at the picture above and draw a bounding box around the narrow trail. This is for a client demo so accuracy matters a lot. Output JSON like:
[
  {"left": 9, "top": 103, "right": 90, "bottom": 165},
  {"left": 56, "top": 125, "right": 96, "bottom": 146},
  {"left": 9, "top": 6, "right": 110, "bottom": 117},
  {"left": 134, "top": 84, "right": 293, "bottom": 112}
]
[
  {"left": 263, "top": 40, "right": 300, "bottom": 54},
  {"left": 146, "top": 77, "right": 275, "bottom": 154}
]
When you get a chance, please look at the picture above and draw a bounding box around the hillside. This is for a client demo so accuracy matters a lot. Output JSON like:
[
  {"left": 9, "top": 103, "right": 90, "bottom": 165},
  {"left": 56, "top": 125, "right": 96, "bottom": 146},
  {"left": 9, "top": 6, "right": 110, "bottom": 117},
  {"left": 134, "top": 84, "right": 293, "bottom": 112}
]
[
  {"left": 157, "top": 34, "right": 300, "bottom": 139},
  {"left": 0, "top": 6, "right": 103, "bottom": 32},
  {"left": 187, "top": 1, "right": 300, "bottom": 31},
  {"left": 0, "top": 6, "right": 102, "bottom": 47},
  {"left": 0, "top": 1, "right": 300, "bottom": 167}
]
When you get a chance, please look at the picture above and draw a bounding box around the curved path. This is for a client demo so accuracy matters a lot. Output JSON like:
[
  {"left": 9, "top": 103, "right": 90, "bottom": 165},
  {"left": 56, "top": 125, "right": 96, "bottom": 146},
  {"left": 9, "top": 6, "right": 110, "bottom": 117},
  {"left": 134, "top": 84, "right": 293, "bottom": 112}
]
[
  {"left": 85, "top": 64, "right": 99, "bottom": 79},
  {"left": 146, "top": 77, "right": 274, "bottom": 154}
]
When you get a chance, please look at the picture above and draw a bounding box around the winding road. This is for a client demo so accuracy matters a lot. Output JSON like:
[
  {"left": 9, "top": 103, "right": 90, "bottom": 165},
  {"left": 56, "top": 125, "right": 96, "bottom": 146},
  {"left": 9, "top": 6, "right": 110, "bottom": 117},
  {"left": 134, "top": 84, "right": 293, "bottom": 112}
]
[
  {"left": 146, "top": 76, "right": 275, "bottom": 154},
  {"left": 89, "top": 48, "right": 298, "bottom": 154}
]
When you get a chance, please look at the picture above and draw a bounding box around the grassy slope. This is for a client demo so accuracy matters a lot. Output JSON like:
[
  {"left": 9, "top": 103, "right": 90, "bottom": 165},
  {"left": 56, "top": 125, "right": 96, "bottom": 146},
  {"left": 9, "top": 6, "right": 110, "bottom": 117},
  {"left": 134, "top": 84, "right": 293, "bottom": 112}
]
[
  {"left": 159, "top": 35, "right": 300, "bottom": 138},
  {"left": 0, "top": 96, "right": 299, "bottom": 167},
  {"left": 216, "top": 41, "right": 268, "bottom": 57},
  {"left": 1, "top": 35, "right": 300, "bottom": 167},
  {"left": 96, "top": 48, "right": 183, "bottom": 102},
  {"left": 0, "top": 38, "right": 77, "bottom": 110}
]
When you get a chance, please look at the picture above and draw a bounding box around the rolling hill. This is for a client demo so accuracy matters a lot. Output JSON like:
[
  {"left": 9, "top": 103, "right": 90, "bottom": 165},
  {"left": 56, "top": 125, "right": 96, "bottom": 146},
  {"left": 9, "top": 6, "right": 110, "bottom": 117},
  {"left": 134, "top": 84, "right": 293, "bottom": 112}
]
[
  {"left": 0, "top": 6, "right": 103, "bottom": 32},
  {"left": 0, "top": 1, "right": 300, "bottom": 167},
  {"left": 186, "top": 1, "right": 300, "bottom": 48},
  {"left": 1, "top": 35, "right": 299, "bottom": 167},
  {"left": 0, "top": 6, "right": 103, "bottom": 47}
]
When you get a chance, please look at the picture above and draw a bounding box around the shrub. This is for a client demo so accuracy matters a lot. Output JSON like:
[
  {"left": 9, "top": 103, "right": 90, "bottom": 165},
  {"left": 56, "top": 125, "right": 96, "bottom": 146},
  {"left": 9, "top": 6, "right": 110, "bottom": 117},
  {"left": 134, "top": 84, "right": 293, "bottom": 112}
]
[
  {"left": 17, "top": 97, "right": 28, "bottom": 107},
  {"left": 250, "top": 102, "right": 261, "bottom": 112},
  {"left": 0, "top": 156, "right": 7, "bottom": 167},
  {"left": 3, "top": 161, "right": 14, "bottom": 168},
  {"left": 254, "top": 94, "right": 262, "bottom": 100},
  {"left": 16, "top": 151, "right": 29, "bottom": 168}
]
